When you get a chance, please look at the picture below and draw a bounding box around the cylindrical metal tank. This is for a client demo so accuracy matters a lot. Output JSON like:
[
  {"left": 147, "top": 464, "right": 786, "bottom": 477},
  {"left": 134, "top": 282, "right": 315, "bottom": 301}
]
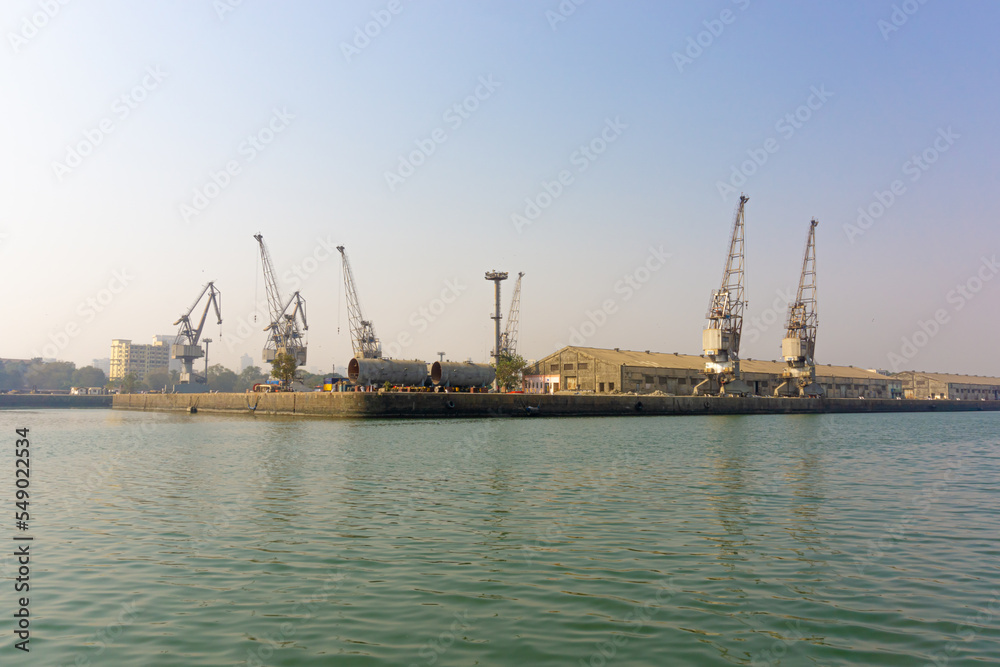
[
  {"left": 431, "top": 361, "right": 495, "bottom": 388},
  {"left": 348, "top": 358, "right": 429, "bottom": 387}
]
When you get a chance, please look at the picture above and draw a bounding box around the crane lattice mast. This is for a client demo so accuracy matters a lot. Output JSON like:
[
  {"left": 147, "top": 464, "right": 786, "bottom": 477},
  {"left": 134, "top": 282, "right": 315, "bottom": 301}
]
[
  {"left": 337, "top": 246, "right": 382, "bottom": 359},
  {"left": 499, "top": 272, "right": 524, "bottom": 358},
  {"left": 776, "top": 219, "right": 822, "bottom": 396},
  {"left": 254, "top": 233, "right": 308, "bottom": 366},
  {"left": 171, "top": 282, "right": 223, "bottom": 385},
  {"left": 695, "top": 194, "right": 751, "bottom": 396},
  {"left": 254, "top": 233, "right": 284, "bottom": 332}
]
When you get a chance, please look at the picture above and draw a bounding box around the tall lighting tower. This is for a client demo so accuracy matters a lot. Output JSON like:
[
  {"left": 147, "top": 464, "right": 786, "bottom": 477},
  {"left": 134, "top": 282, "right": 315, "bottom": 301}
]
[{"left": 485, "top": 271, "right": 508, "bottom": 373}]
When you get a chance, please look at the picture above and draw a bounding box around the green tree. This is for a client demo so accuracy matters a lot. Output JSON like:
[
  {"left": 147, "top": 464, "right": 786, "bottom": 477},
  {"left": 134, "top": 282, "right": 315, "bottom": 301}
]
[
  {"left": 71, "top": 366, "right": 108, "bottom": 388},
  {"left": 236, "top": 365, "right": 268, "bottom": 392},
  {"left": 493, "top": 353, "right": 527, "bottom": 392},
  {"left": 0, "top": 360, "right": 25, "bottom": 390},
  {"left": 207, "top": 364, "right": 239, "bottom": 392},
  {"left": 24, "top": 360, "right": 76, "bottom": 390},
  {"left": 270, "top": 353, "right": 300, "bottom": 389},
  {"left": 145, "top": 368, "right": 171, "bottom": 391},
  {"left": 121, "top": 372, "right": 138, "bottom": 394},
  {"left": 299, "top": 370, "right": 327, "bottom": 390}
]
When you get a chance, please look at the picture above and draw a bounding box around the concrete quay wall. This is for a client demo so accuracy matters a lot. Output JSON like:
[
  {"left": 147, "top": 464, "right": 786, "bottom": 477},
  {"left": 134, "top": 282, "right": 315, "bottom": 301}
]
[
  {"left": 1, "top": 394, "right": 113, "bottom": 409},
  {"left": 112, "top": 392, "right": 1000, "bottom": 419}
]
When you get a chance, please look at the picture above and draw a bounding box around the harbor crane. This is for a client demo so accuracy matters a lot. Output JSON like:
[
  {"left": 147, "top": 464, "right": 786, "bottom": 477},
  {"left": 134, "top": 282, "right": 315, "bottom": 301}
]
[
  {"left": 775, "top": 219, "right": 823, "bottom": 397},
  {"left": 254, "top": 233, "right": 308, "bottom": 366},
  {"left": 498, "top": 272, "right": 524, "bottom": 358},
  {"left": 337, "top": 245, "right": 382, "bottom": 359},
  {"left": 694, "top": 194, "right": 752, "bottom": 396},
  {"left": 171, "top": 282, "right": 222, "bottom": 385}
]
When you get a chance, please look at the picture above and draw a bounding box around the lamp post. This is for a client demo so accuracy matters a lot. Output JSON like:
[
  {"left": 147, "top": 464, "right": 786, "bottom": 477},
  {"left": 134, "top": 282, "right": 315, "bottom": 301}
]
[{"left": 203, "top": 338, "right": 212, "bottom": 389}]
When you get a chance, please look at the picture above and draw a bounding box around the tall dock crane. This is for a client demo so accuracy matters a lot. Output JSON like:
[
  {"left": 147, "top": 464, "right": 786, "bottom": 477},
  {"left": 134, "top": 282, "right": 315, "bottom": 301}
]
[
  {"left": 694, "top": 194, "right": 752, "bottom": 396},
  {"left": 171, "top": 282, "right": 222, "bottom": 385},
  {"left": 339, "top": 245, "right": 431, "bottom": 388},
  {"left": 254, "top": 233, "right": 308, "bottom": 366},
  {"left": 337, "top": 245, "right": 381, "bottom": 359},
  {"left": 498, "top": 272, "right": 524, "bottom": 358},
  {"left": 775, "top": 219, "right": 823, "bottom": 397}
]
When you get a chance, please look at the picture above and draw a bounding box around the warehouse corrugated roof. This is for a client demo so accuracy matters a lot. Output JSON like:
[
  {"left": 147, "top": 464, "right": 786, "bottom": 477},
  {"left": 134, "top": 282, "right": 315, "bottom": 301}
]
[
  {"left": 532, "top": 346, "right": 898, "bottom": 382},
  {"left": 896, "top": 371, "right": 1000, "bottom": 387}
]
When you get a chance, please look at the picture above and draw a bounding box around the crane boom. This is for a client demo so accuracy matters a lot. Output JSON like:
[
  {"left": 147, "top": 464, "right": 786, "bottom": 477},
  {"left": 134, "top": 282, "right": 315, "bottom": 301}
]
[
  {"left": 171, "top": 281, "right": 223, "bottom": 385},
  {"left": 499, "top": 272, "right": 524, "bottom": 358},
  {"left": 776, "top": 219, "right": 822, "bottom": 396},
  {"left": 695, "top": 194, "right": 751, "bottom": 396},
  {"left": 254, "top": 233, "right": 284, "bottom": 328},
  {"left": 254, "top": 233, "right": 307, "bottom": 366},
  {"left": 337, "top": 245, "right": 382, "bottom": 359}
]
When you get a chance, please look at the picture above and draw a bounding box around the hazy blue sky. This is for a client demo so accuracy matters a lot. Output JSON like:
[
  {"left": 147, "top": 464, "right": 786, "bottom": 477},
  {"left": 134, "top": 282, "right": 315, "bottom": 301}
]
[{"left": 2, "top": 1, "right": 998, "bottom": 376}]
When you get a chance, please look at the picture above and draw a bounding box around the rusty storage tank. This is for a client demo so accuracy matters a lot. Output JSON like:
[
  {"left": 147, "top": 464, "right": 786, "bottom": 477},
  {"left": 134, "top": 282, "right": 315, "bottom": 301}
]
[
  {"left": 348, "top": 358, "right": 429, "bottom": 387},
  {"left": 431, "top": 361, "right": 495, "bottom": 388}
]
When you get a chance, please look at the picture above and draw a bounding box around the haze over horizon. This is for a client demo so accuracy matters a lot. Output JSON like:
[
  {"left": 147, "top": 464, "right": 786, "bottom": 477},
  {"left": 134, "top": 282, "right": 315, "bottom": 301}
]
[{"left": 3, "top": 1, "right": 998, "bottom": 377}]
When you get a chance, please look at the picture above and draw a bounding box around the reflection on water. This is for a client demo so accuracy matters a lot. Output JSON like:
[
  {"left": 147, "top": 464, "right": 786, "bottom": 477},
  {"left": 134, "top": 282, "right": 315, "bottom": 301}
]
[{"left": 11, "top": 409, "right": 1000, "bottom": 666}]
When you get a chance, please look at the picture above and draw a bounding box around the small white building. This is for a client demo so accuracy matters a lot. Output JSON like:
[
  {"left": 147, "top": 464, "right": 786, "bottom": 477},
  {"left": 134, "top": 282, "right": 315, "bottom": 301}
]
[{"left": 70, "top": 387, "right": 106, "bottom": 395}]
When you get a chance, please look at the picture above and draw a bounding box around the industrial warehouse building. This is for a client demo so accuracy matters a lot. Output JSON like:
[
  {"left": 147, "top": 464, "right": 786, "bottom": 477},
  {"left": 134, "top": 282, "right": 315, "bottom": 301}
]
[
  {"left": 893, "top": 371, "right": 1000, "bottom": 400},
  {"left": 523, "top": 346, "right": 903, "bottom": 398}
]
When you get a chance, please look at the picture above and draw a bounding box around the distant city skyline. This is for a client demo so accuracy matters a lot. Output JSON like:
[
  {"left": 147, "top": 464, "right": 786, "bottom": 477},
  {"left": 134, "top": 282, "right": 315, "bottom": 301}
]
[{"left": 3, "top": 2, "right": 999, "bottom": 376}]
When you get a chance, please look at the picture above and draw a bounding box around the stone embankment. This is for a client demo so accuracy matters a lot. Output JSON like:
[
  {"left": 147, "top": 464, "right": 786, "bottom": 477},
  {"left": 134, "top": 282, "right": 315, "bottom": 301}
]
[{"left": 112, "top": 392, "right": 1000, "bottom": 418}]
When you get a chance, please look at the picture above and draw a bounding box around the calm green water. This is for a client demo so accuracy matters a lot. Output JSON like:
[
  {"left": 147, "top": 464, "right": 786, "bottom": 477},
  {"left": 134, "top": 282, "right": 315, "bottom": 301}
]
[{"left": 3, "top": 409, "right": 999, "bottom": 666}]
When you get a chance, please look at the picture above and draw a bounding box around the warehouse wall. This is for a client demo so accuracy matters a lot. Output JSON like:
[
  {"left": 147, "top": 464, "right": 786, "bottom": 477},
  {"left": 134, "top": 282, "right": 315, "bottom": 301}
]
[{"left": 526, "top": 348, "right": 901, "bottom": 397}]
